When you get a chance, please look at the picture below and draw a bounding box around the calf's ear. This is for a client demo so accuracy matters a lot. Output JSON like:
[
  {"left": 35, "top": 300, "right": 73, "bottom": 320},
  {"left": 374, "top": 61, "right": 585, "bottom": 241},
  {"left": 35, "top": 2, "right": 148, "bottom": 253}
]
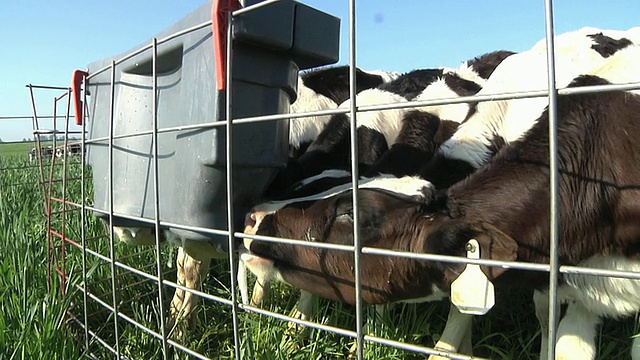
[
  {"left": 425, "top": 220, "right": 518, "bottom": 283},
  {"left": 468, "top": 222, "right": 518, "bottom": 280}
]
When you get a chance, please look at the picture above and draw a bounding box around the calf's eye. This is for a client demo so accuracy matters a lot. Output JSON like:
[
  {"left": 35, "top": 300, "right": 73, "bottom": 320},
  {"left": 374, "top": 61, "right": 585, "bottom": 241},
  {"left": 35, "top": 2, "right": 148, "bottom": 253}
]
[
  {"left": 245, "top": 212, "right": 257, "bottom": 228},
  {"left": 336, "top": 210, "right": 354, "bottom": 223}
]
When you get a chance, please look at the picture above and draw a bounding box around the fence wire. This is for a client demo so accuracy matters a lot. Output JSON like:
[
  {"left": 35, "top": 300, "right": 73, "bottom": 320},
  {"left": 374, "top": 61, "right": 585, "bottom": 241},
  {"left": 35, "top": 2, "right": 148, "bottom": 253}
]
[{"left": 21, "top": 0, "right": 640, "bottom": 359}]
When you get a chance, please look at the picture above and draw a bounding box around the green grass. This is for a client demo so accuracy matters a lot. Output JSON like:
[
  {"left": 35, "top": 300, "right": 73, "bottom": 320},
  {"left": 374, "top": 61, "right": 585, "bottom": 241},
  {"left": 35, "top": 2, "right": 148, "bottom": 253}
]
[
  {"left": 0, "top": 155, "right": 83, "bottom": 359},
  {"left": 0, "top": 141, "right": 54, "bottom": 159},
  {"left": 1, "top": 144, "right": 638, "bottom": 359}
]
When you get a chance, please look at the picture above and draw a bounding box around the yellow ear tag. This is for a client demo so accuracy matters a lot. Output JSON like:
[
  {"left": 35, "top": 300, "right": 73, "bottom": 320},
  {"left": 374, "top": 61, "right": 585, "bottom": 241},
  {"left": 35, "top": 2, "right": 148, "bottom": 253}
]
[{"left": 450, "top": 239, "right": 495, "bottom": 315}]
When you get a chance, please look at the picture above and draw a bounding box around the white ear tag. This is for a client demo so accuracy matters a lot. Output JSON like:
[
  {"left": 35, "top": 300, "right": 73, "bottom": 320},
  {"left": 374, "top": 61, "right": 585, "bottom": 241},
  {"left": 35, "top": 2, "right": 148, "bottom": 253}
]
[{"left": 450, "top": 239, "right": 495, "bottom": 315}]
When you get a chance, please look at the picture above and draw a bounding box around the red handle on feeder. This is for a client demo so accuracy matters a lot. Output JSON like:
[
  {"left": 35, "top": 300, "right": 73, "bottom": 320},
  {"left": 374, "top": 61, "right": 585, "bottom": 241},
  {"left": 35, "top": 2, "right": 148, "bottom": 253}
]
[
  {"left": 72, "top": 69, "right": 89, "bottom": 125},
  {"left": 213, "top": 0, "right": 241, "bottom": 91}
]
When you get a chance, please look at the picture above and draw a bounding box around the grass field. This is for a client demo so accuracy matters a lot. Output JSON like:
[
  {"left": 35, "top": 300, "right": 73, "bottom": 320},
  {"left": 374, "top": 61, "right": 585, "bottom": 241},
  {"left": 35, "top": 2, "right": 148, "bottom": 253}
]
[
  {"left": 0, "top": 141, "right": 37, "bottom": 158},
  {"left": 0, "top": 154, "right": 83, "bottom": 359},
  {"left": 1, "top": 142, "right": 638, "bottom": 359},
  {"left": 0, "top": 141, "right": 58, "bottom": 158}
]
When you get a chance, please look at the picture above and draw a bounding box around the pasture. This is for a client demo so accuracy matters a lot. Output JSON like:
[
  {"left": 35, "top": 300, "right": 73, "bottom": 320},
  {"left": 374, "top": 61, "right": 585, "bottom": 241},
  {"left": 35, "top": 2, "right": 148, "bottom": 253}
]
[
  {"left": 0, "top": 140, "right": 56, "bottom": 159},
  {"left": 0, "top": 141, "right": 38, "bottom": 158},
  {"left": 0, "top": 142, "right": 638, "bottom": 359}
]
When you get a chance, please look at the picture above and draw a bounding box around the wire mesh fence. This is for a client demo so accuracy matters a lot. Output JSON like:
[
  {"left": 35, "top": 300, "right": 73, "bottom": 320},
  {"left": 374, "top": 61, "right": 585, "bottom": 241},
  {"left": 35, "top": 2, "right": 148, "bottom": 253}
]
[{"left": 15, "top": 0, "right": 640, "bottom": 359}]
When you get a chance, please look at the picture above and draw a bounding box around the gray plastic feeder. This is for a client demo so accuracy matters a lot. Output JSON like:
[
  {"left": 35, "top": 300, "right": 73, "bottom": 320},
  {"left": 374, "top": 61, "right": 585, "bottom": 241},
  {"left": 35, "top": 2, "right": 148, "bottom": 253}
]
[{"left": 85, "top": 0, "right": 340, "bottom": 252}]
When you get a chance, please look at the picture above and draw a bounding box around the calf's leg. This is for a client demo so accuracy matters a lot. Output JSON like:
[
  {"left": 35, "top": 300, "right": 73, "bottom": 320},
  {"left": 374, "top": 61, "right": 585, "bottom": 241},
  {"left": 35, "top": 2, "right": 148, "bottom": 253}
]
[
  {"left": 533, "top": 289, "right": 551, "bottom": 360},
  {"left": 428, "top": 303, "right": 474, "bottom": 360},
  {"left": 168, "top": 247, "right": 211, "bottom": 339},
  {"left": 632, "top": 333, "right": 640, "bottom": 360},
  {"left": 555, "top": 300, "right": 600, "bottom": 360},
  {"left": 288, "top": 290, "right": 314, "bottom": 329}
]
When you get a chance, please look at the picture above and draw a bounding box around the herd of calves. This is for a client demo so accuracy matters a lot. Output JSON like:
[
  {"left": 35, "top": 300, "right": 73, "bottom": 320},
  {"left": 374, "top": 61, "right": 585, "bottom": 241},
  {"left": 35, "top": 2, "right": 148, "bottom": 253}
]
[
  {"left": 29, "top": 143, "right": 83, "bottom": 162},
  {"left": 115, "top": 27, "right": 640, "bottom": 359}
]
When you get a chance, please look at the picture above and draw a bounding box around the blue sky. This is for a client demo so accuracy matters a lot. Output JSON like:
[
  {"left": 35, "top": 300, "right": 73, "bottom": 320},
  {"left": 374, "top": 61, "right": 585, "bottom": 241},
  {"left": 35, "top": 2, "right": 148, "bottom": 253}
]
[{"left": 1, "top": 0, "right": 639, "bottom": 142}]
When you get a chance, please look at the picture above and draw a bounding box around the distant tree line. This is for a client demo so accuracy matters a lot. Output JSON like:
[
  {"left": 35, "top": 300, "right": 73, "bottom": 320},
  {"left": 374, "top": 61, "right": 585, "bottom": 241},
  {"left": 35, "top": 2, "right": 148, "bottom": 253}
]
[
  {"left": 0, "top": 135, "right": 81, "bottom": 144},
  {"left": 31, "top": 135, "right": 79, "bottom": 142}
]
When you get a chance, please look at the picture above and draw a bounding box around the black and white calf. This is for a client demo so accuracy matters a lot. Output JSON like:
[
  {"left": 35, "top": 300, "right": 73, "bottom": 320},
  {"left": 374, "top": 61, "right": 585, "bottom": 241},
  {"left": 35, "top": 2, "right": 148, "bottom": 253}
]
[
  {"left": 420, "top": 27, "right": 640, "bottom": 189},
  {"left": 268, "top": 50, "right": 515, "bottom": 196},
  {"left": 263, "top": 66, "right": 398, "bottom": 198},
  {"left": 55, "top": 143, "right": 84, "bottom": 160},
  {"left": 28, "top": 147, "right": 37, "bottom": 162},
  {"left": 297, "top": 65, "right": 485, "bottom": 174},
  {"left": 275, "top": 69, "right": 457, "bottom": 191},
  {"left": 29, "top": 146, "right": 54, "bottom": 162},
  {"left": 531, "top": 43, "right": 640, "bottom": 360},
  {"left": 289, "top": 65, "right": 400, "bottom": 159},
  {"left": 422, "top": 63, "right": 640, "bottom": 360}
]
